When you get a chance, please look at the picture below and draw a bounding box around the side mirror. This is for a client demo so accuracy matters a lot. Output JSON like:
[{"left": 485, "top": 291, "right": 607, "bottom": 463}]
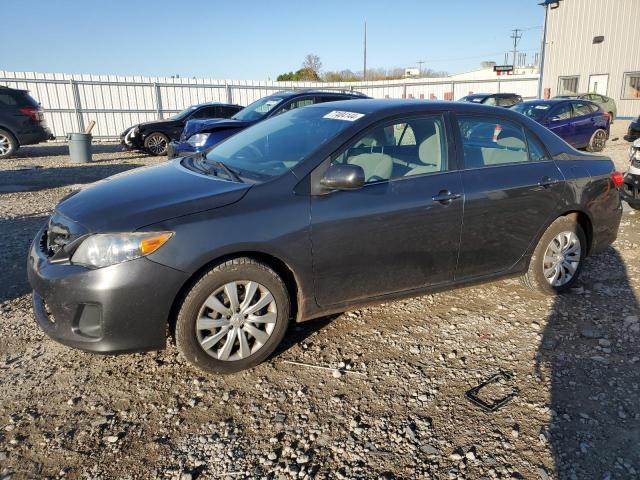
[
  {"left": 320, "top": 164, "right": 365, "bottom": 191},
  {"left": 549, "top": 115, "right": 562, "bottom": 123}
]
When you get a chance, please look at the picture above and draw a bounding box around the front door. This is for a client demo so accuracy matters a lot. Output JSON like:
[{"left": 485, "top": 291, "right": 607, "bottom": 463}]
[
  {"left": 454, "top": 114, "right": 565, "bottom": 278},
  {"left": 589, "top": 74, "right": 609, "bottom": 96},
  {"left": 310, "top": 114, "right": 464, "bottom": 306},
  {"left": 545, "top": 102, "right": 576, "bottom": 145}
]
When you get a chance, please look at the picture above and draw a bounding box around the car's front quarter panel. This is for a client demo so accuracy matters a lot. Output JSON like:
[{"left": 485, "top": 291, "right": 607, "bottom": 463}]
[{"left": 145, "top": 174, "right": 314, "bottom": 318}]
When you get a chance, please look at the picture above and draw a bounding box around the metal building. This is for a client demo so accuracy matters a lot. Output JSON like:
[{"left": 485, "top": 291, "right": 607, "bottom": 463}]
[{"left": 540, "top": 0, "right": 640, "bottom": 118}]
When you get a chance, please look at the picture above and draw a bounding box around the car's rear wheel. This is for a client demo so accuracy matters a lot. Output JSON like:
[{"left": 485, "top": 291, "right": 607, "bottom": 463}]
[
  {"left": 0, "top": 129, "right": 18, "bottom": 159},
  {"left": 144, "top": 132, "right": 169, "bottom": 156},
  {"left": 586, "top": 128, "right": 607, "bottom": 152},
  {"left": 521, "top": 216, "right": 586, "bottom": 295},
  {"left": 175, "top": 258, "right": 290, "bottom": 374}
]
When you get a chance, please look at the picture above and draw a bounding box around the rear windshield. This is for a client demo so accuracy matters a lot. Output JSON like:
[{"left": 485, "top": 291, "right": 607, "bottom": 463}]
[
  {"left": 0, "top": 89, "right": 39, "bottom": 108},
  {"left": 205, "top": 106, "right": 360, "bottom": 180},
  {"left": 511, "top": 102, "right": 551, "bottom": 122}
]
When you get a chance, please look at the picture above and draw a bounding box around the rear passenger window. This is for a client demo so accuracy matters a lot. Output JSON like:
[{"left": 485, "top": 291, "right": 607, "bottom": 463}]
[
  {"left": 573, "top": 102, "right": 593, "bottom": 117},
  {"left": 332, "top": 116, "right": 448, "bottom": 183},
  {"left": 457, "top": 116, "right": 529, "bottom": 168},
  {"left": 0, "top": 94, "right": 17, "bottom": 106},
  {"left": 527, "top": 134, "right": 548, "bottom": 162}
]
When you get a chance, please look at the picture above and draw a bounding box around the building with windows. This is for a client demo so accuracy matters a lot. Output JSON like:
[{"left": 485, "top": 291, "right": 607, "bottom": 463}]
[{"left": 540, "top": 0, "right": 640, "bottom": 118}]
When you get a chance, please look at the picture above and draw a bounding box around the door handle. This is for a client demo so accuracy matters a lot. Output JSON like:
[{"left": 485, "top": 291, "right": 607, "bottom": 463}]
[
  {"left": 538, "top": 176, "right": 559, "bottom": 188},
  {"left": 432, "top": 190, "right": 462, "bottom": 204}
]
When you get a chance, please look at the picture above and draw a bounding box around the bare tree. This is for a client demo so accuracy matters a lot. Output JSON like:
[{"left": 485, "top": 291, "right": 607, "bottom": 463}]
[{"left": 302, "top": 54, "right": 323, "bottom": 76}]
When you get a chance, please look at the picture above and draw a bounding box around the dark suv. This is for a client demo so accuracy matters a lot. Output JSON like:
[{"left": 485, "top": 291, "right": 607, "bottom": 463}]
[
  {"left": 459, "top": 93, "right": 523, "bottom": 107},
  {"left": 0, "top": 86, "right": 54, "bottom": 158}
]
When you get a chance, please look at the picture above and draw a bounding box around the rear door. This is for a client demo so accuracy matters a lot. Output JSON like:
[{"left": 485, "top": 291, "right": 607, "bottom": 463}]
[
  {"left": 455, "top": 114, "right": 565, "bottom": 279},
  {"left": 310, "top": 113, "right": 463, "bottom": 306},
  {"left": 571, "top": 101, "right": 598, "bottom": 147}
]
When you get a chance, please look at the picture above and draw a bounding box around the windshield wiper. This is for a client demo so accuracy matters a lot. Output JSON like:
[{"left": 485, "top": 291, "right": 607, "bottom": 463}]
[{"left": 212, "top": 160, "right": 243, "bottom": 183}]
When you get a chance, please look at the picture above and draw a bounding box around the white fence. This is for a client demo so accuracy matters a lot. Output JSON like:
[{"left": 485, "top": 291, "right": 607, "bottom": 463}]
[{"left": 0, "top": 71, "right": 540, "bottom": 139}]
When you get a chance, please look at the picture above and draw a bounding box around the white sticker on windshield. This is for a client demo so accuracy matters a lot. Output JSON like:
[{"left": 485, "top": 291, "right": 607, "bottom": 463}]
[
  {"left": 535, "top": 105, "right": 550, "bottom": 109},
  {"left": 323, "top": 110, "right": 365, "bottom": 121}
]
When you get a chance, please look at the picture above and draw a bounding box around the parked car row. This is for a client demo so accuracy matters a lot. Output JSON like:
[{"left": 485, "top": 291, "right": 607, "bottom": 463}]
[{"left": 28, "top": 98, "right": 624, "bottom": 373}]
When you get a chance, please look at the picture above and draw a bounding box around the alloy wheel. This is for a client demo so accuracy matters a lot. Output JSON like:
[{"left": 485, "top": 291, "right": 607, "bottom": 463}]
[
  {"left": 196, "top": 281, "right": 277, "bottom": 361},
  {"left": 592, "top": 130, "right": 607, "bottom": 150},
  {"left": 0, "top": 134, "right": 10, "bottom": 156},
  {"left": 542, "top": 231, "right": 581, "bottom": 287},
  {"left": 146, "top": 134, "right": 167, "bottom": 155}
]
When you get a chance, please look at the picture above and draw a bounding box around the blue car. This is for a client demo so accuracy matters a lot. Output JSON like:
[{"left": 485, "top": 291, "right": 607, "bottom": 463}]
[
  {"left": 167, "top": 89, "right": 368, "bottom": 158},
  {"left": 511, "top": 99, "right": 610, "bottom": 152}
]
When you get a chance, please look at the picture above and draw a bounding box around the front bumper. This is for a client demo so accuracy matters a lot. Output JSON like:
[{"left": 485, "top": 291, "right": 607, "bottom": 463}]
[
  {"left": 27, "top": 225, "right": 188, "bottom": 354},
  {"left": 167, "top": 140, "right": 199, "bottom": 159},
  {"left": 120, "top": 128, "right": 144, "bottom": 151}
]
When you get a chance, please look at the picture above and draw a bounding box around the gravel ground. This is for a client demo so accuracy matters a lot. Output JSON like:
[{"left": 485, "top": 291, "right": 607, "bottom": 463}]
[{"left": 1, "top": 123, "right": 639, "bottom": 480}]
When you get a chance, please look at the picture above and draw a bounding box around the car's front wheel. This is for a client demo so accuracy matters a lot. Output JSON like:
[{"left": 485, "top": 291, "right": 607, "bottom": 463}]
[
  {"left": 521, "top": 216, "right": 587, "bottom": 295},
  {"left": 175, "top": 258, "right": 290, "bottom": 374},
  {"left": 0, "top": 128, "right": 18, "bottom": 159},
  {"left": 144, "top": 132, "right": 169, "bottom": 156},
  {"left": 586, "top": 128, "right": 607, "bottom": 152}
]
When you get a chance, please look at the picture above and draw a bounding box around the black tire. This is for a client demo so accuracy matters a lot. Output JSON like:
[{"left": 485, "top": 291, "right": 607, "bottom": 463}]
[
  {"left": 0, "top": 128, "right": 18, "bottom": 159},
  {"left": 520, "top": 216, "right": 587, "bottom": 295},
  {"left": 143, "top": 132, "right": 169, "bottom": 156},
  {"left": 586, "top": 128, "right": 607, "bottom": 152},
  {"left": 175, "top": 258, "right": 290, "bottom": 374}
]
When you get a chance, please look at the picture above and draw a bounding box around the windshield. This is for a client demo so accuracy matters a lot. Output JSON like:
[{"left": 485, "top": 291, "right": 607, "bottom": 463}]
[
  {"left": 170, "top": 106, "right": 198, "bottom": 120},
  {"left": 511, "top": 102, "right": 551, "bottom": 122},
  {"left": 231, "top": 96, "right": 285, "bottom": 122},
  {"left": 205, "top": 106, "right": 358, "bottom": 181}
]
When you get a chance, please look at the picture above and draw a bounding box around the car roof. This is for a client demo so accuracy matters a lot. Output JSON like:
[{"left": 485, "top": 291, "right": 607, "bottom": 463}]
[
  {"left": 192, "top": 101, "right": 242, "bottom": 108},
  {"left": 0, "top": 85, "right": 28, "bottom": 94},
  {"left": 464, "top": 93, "right": 520, "bottom": 98},
  {"left": 305, "top": 98, "right": 529, "bottom": 117},
  {"left": 267, "top": 89, "right": 368, "bottom": 100}
]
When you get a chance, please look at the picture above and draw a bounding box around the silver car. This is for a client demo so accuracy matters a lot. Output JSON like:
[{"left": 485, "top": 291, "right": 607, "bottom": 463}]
[{"left": 554, "top": 93, "right": 617, "bottom": 122}]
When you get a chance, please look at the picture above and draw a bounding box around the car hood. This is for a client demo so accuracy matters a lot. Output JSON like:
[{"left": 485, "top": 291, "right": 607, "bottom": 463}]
[
  {"left": 56, "top": 160, "right": 250, "bottom": 232},
  {"left": 183, "top": 118, "right": 250, "bottom": 138}
]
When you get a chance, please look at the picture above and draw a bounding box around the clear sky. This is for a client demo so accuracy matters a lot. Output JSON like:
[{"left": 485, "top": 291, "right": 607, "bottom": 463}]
[{"left": 2, "top": 0, "right": 544, "bottom": 79}]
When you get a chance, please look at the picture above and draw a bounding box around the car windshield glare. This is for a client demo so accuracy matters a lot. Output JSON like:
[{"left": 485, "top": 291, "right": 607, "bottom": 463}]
[
  {"left": 231, "top": 96, "right": 285, "bottom": 122},
  {"left": 205, "top": 107, "right": 357, "bottom": 180},
  {"left": 511, "top": 103, "right": 551, "bottom": 122}
]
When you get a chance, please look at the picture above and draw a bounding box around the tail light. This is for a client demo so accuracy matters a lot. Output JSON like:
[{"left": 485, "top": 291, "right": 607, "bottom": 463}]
[
  {"left": 19, "top": 106, "right": 41, "bottom": 122},
  {"left": 610, "top": 171, "right": 624, "bottom": 188}
]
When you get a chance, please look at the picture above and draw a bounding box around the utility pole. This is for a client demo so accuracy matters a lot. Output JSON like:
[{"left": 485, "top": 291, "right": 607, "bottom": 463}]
[
  {"left": 417, "top": 60, "right": 425, "bottom": 78},
  {"left": 511, "top": 28, "right": 522, "bottom": 72},
  {"left": 363, "top": 19, "right": 367, "bottom": 81}
]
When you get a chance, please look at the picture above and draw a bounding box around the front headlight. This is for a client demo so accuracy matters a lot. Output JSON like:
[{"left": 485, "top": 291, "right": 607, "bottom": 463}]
[
  {"left": 187, "top": 133, "right": 210, "bottom": 147},
  {"left": 71, "top": 232, "right": 172, "bottom": 268}
]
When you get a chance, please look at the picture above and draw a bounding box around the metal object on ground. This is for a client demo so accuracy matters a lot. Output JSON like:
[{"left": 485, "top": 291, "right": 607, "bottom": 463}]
[
  {"left": 67, "top": 132, "right": 92, "bottom": 163},
  {"left": 465, "top": 370, "right": 519, "bottom": 412}
]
